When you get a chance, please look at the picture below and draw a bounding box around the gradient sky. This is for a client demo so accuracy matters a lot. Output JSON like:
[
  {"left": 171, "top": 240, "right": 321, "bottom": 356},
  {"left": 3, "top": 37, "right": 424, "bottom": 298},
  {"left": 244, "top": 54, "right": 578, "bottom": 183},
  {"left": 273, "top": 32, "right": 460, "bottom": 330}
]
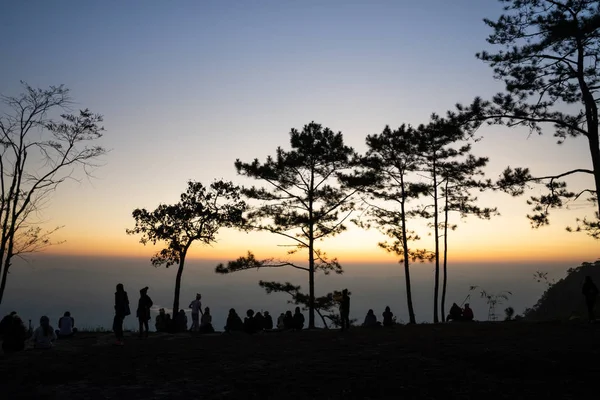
[{"left": 1, "top": 0, "right": 597, "bottom": 264}]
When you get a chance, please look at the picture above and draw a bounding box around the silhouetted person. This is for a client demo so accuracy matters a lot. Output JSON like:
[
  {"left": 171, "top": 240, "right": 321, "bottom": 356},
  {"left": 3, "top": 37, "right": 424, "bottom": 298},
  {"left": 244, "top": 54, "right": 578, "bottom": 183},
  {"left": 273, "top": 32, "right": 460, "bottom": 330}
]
[
  {"left": 27, "top": 319, "right": 33, "bottom": 339},
  {"left": 382, "top": 306, "right": 394, "bottom": 327},
  {"left": 176, "top": 309, "right": 188, "bottom": 332},
  {"left": 340, "top": 289, "right": 350, "bottom": 331},
  {"left": 277, "top": 313, "right": 285, "bottom": 330},
  {"left": 254, "top": 312, "right": 265, "bottom": 331},
  {"left": 189, "top": 293, "right": 202, "bottom": 332},
  {"left": 136, "top": 286, "right": 153, "bottom": 338},
  {"left": 462, "top": 303, "right": 474, "bottom": 321},
  {"left": 155, "top": 308, "right": 168, "bottom": 332},
  {"left": 31, "top": 316, "right": 57, "bottom": 349},
  {"left": 199, "top": 307, "right": 214, "bottom": 333},
  {"left": 165, "top": 313, "right": 173, "bottom": 332},
  {"left": 582, "top": 276, "right": 599, "bottom": 322},
  {"left": 225, "top": 308, "right": 243, "bottom": 333},
  {"left": 448, "top": 303, "right": 462, "bottom": 322},
  {"left": 293, "top": 307, "right": 305, "bottom": 330},
  {"left": 263, "top": 311, "right": 273, "bottom": 330},
  {"left": 0, "top": 311, "right": 16, "bottom": 336},
  {"left": 244, "top": 309, "right": 257, "bottom": 334},
  {"left": 56, "top": 311, "right": 77, "bottom": 338},
  {"left": 363, "top": 309, "right": 379, "bottom": 328},
  {"left": 113, "top": 283, "right": 130, "bottom": 345},
  {"left": 283, "top": 310, "right": 294, "bottom": 330},
  {"left": 1, "top": 311, "right": 26, "bottom": 353}
]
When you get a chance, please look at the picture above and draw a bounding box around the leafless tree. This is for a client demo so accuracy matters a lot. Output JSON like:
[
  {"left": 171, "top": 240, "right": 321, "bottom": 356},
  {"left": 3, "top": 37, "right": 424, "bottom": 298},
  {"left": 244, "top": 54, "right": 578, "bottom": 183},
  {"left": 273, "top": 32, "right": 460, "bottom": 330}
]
[{"left": 0, "top": 82, "right": 106, "bottom": 304}]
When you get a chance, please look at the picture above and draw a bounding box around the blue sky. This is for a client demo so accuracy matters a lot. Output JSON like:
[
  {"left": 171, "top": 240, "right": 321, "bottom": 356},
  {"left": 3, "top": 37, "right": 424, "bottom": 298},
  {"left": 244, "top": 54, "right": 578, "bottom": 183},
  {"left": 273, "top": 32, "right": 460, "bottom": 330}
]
[{"left": 0, "top": 0, "right": 596, "bottom": 262}]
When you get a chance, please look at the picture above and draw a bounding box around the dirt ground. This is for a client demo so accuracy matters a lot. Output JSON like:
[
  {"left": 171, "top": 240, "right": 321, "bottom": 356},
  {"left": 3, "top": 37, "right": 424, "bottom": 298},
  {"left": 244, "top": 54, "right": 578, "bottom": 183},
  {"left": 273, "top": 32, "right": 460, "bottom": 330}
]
[{"left": 0, "top": 322, "right": 598, "bottom": 399}]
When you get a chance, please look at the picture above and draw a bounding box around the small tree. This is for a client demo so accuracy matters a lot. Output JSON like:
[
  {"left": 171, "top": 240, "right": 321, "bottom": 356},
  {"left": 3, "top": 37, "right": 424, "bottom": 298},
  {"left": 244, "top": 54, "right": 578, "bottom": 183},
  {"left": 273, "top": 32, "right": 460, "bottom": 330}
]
[
  {"left": 215, "top": 122, "right": 360, "bottom": 328},
  {"left": 455, "top": 0, "right": 600, "bottom": 238},
  {"left": 0, "top": 82, "right": 106, "bottom": 304},
  {"left": 470, "top": 285, "right": 512, "bottom": 321},
  {"left": 127, "top": 180, "right": 246, "bottom": 314}
]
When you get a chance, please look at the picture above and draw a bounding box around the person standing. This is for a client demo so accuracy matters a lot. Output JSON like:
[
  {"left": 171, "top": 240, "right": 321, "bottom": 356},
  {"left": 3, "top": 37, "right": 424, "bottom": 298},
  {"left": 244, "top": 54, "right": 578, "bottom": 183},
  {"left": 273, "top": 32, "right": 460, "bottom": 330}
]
[
  {"left": 136, "top": 286, "right": 153, "bottom": 338},
  {"left": 113, "top": 283, "right": 130, "bottom": 345},
  {"left": 582, "top": 276, "right": 599, "bottom": 322},
  {"left": 340, "top": 289, "right": 350, "bottom": 331},
  {"left": 189, "top": 293, "right": 202, "bottom": 332}
]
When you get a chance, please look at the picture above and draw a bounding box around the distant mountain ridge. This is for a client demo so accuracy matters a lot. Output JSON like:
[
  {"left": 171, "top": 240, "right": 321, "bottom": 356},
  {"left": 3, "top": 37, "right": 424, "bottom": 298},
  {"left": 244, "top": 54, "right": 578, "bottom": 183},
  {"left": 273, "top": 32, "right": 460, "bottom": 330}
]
[{"left": 524, "top": 260, "right": 600, "bottom": 321}]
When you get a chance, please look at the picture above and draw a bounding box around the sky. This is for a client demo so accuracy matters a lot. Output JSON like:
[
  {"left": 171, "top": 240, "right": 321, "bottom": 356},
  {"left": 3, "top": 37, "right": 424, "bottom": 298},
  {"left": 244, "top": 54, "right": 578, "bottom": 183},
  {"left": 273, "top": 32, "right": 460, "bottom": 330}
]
[{"left": 0, "top": 0, "right": 597, "bottom": 266}]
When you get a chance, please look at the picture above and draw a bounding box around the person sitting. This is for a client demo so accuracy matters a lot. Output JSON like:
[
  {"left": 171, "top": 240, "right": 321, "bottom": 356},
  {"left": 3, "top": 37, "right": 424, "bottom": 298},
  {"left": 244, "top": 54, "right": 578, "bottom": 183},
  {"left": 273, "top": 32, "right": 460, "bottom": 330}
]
[
  {"left": 1, "top": 311, "right": 26, "bottom": 353},
  {"left": 56, "top": 311, "right": 77, "bottom": 338},
  {"left": 276, "top": 313, "right": 285, "bottom": 330},
  {"left": 176, "top": 309, "right": 188, "bottom": 332},
  {"left": 382, "top": 306, "right": 394, "bottom": 327},
  {"left": 293, "top": 307, "right": 305, "bottom": 330},
  {"left": 283, "top": 311, "right": 294, "bottom": 330},
  {"left": 263, "top": 311, "right": 273, "bottom": 330},
  {"left": 448, "top": 303, "right": 463, "bottom": 321},
  {"left": 244, "top": 309, "right": 257, "bottom": 334},
  {"left": 224, "top": 308, "right": 243, "bottom": 333},
  {"left": 31, "top": 316, "right": 57, "bottom": 349},
  {"left": 165, "top": 313, "right": 174, "bottom": 333},
  {"left": 155, "top": 308, "right": 168, "bottom": 332},
  {"left": 199, "top": 307, "right": 215, "bottom": 333},
  {"left": 254, "top": 312, "right": 265, "bottom": 331},
  {"left": 362, "top": 309, "right": 380, "bottom": 328},
  {"left": 462, "top": 303, "right": 474, "bottom": 321}
]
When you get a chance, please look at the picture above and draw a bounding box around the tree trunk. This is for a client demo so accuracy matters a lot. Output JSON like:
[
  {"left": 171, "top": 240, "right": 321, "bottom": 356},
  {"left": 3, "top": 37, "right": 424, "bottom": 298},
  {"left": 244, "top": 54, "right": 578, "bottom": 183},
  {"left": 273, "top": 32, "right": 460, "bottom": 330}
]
[
  {"left": 0, "top": 258, "right": 9, "bottom": 305},
  {"left": 588, "top": 130, "right": 600, "bottom": 220},
  {"left": 584, "top": 113, "right": 600, "bottom": 221},
  {"left": 441, "top": 179, "right": 449, "bottom": 323},
  {"left": 432, "top": 158, "right": 440, "bottom": 323},
  {"left": 172, "top": 250, "right": 187, "bottom": 315},
  {"left": 576, "top": 35, "right": 600, "bottom": 224},
  {"left": 400, "top": 175, "right": 416, "bottom": 324},
  {"left": 308, "top": 171, "right": 315, "bottom": 329}
]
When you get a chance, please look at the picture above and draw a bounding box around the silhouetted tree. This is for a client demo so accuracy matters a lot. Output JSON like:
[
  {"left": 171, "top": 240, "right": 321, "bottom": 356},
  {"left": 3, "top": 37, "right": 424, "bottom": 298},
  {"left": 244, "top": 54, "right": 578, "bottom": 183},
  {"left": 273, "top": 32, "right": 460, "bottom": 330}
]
[
  {"left": 127, "top": 180, "right": 245, "bottom": 315},
  {"left": 215, "top": 122, "right": 358, "bottom": 328},
  {"left": 414, "top": 115, "right": 469, "bottom": 323},
  {"left": 0, "top": 82, "right": 106, "bottom": 304},
  {"left": 438, "top": 153, "right": 498, "bottom": 321},
  {"left": 356, "top": 124, "right": 433, "bottom": 324},
  {"left": 455, "top": 0, "right": 600, "bottom": 238}
]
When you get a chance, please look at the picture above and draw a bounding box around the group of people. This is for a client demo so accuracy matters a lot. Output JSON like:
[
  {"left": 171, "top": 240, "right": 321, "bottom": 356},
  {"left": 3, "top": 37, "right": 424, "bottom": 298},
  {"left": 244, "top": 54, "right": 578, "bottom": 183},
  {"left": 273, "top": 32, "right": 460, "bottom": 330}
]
[
  {"left": 0, "top": 311, "right": 78, "bottom": 353},
  {"left": 224, "top": 308, "right": 280, "bottom": 333},
  {"left": 3, "top": 275, "right": 598, "bottom": 352},
  {"left": 447, "top": 303, "right": 474, "bottom": 322},
  {"left": 361, "top": 306, "right": 396, "bottom": 328},
  {"left": 153, "top": 294, "right": 215, "bottom": 334}
]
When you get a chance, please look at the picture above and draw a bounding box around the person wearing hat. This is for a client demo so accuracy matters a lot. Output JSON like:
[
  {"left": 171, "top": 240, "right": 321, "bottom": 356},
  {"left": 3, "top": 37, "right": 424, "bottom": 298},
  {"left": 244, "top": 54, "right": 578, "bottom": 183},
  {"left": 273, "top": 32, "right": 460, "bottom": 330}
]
[
  {"left": 188, "top": 293, "right": 202, "bottom": 332},
  {"left": 136, "top": 286, "right": 153, "bottom": 338}
]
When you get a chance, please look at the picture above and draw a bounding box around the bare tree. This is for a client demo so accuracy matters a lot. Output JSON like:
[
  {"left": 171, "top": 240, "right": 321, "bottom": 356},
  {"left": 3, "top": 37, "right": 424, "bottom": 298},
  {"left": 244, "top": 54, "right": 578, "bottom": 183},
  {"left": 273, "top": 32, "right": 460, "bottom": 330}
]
[{"left": 0, "top": 82, "right": 106, "bottom": 304}]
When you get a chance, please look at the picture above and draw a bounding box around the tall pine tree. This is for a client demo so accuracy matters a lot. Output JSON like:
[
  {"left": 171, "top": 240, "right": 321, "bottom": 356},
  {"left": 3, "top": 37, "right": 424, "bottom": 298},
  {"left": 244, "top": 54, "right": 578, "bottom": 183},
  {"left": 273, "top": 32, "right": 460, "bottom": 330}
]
[{"left": 215, "top": 122, "right": 358, "bottom": 328}]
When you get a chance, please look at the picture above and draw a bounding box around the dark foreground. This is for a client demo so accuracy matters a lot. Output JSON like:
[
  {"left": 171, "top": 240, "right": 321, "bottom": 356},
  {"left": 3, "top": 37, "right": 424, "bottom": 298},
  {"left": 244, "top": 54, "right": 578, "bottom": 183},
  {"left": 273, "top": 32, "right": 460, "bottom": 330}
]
[{"left": 1, "top": 322, "right": 598, "bottom": 399}]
